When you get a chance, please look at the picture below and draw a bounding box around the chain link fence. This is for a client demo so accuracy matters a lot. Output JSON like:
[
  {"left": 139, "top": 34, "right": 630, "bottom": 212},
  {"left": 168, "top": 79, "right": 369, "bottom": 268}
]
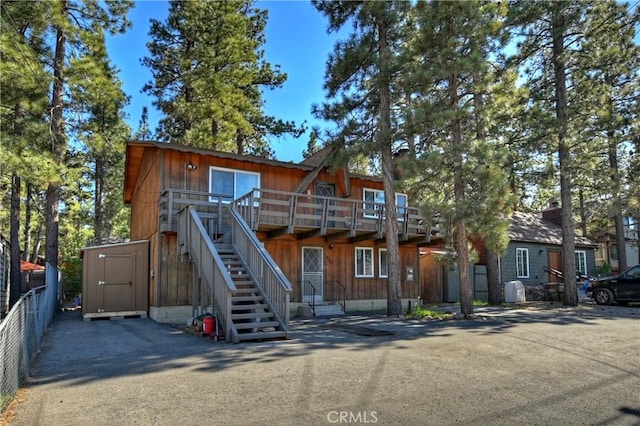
[{"left": 0, "top": 265, "right": 59, "bottom": 413}]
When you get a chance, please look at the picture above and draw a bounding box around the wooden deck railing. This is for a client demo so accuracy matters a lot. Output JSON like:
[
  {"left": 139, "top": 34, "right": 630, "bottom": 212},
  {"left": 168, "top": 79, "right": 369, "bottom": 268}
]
[
  {"left": 162, "top": 188, "right": 433, "bottom": 243},
  {"left": 233, "top": 188, "right": 430, "bottom": 242},
  {"left": 160, "top": 189, "right": 231, "bottom": 235}
]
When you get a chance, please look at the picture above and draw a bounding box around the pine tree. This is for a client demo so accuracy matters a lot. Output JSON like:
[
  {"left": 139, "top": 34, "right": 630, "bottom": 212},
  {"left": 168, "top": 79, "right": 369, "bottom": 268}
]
[
  {"left": 573, "top": 1, "right": 640, "bottom": 272},
  {"left": 0, "top": 0, "right": 50, "bottom": 307},
  {"left": 133, "top": 106, "right": 152, "bottom": 141},
  {"left": 313, "top": 1, "right": 410, "bottom": 316},
  {"left": 407, "top": 1, "right": 512, "bottom": 315},
  {"left": 44, "top": 0, "right": 132, "bottom": 275},
  {"left": 142, "top": 0, "right": 302, "bottom": 155},
  {"left": 68, "top": 46, "right": 131, "bottom": 244},
  {"left": 508, "top": 0, "right": 593, "bottom": 306}
]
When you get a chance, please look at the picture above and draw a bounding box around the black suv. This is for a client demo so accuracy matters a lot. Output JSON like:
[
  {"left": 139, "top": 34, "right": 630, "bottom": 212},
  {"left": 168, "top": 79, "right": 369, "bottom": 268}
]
[{"left": 587, "top": 265, "right": 640, "bottom": 305}]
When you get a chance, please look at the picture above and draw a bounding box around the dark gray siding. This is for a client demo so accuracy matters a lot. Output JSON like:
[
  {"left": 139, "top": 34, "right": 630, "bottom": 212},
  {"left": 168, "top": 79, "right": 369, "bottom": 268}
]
[{"left": 501, "top": 242, "right": 596, "bottom": 285}]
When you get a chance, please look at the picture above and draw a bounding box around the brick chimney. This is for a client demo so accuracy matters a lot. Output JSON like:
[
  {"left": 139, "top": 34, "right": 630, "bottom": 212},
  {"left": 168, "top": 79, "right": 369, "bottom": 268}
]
[{"left": 542, "top": 200, "right": 562, "bottom": 226}]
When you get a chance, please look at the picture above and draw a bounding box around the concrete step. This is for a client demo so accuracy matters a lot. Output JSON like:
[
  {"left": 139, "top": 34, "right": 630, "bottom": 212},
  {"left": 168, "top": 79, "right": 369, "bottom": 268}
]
[
  {"left": 313, "top": 303, "right": 345, "bottom": 317},
  {"left": 235, "top": 330, "right": 287, "bottom": 342}
]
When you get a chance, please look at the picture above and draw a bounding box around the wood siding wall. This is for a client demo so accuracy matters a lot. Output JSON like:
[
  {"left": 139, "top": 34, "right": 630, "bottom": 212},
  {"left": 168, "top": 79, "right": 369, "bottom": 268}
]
[
  {"left": 130, "top": 146, "right": 421, "bottom": 308},
  {"left": 160, "top": 149, "right": 385, "bottom": 197},
  {"left": 263, "top": 237, "right": 420, "bottom": 302}
]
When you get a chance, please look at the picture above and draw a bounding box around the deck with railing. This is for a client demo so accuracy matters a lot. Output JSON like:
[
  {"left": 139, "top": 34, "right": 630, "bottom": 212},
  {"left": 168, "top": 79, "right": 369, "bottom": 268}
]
[{"left": 161, "top": 188, "right": 434, "bottom": 244}]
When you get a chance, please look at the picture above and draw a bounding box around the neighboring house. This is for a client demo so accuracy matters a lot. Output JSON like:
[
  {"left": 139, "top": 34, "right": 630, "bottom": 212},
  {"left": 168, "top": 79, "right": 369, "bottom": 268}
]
[
  {"left": 420, "top": 209, "right": 597, "bottom": 303},
  {"left": 501, "top": 211, "right": 597, "bottom": 286},
  {"left": 120, "top": 141, "right": 432, "bottom": 342},
  {"left": 21, "top": 260, "right": 45, "bottom": 293},
  {"left": 594, "top": 217, "right": 640, "bottom": 274},
  {"left": 0, "top": 235, "right": 9, "bottom": 316}
]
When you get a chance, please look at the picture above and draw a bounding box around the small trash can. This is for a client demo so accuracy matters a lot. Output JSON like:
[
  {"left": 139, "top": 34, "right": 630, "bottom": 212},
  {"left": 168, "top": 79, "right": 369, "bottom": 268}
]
[
  {"left": 504, "top": 280, "right": 526, "bottom": 303},
  {"left": 203, "top": 316, "right": 216, "bottom": 335}
]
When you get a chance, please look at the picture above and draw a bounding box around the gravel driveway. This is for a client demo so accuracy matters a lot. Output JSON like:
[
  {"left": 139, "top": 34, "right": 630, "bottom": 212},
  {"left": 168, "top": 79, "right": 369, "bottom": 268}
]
[{"left": 4, "top": 303, "right": 640, "bottom": 426}]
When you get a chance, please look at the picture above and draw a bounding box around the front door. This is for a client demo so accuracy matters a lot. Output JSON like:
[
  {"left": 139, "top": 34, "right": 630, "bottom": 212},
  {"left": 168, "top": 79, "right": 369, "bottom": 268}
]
[
  {"left": 302, "top": 247, "right": 324, "bottom": 303},
  {"left": 548, "top": 250, "right": 563, "bottom": 282}
]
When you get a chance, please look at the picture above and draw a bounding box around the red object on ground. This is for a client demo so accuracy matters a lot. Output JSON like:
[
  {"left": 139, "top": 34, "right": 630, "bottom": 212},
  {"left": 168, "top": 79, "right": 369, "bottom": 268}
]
[{"left": 203, "top": 316, "right": 216, "bottom": 335}]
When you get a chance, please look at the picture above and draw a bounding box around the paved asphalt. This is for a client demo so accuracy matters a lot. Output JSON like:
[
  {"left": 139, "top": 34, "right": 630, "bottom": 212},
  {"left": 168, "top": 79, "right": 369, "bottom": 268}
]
[{"left": 4, "top": 305, "right": 640, "bottom": 426}]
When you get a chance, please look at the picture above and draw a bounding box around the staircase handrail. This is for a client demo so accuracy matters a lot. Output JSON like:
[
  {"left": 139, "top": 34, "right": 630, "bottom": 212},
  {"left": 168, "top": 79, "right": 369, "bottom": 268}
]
[
  {"left": 177, "top": 205, "right": 237, "bottom": 341},
  {"left": 326, "top": 280, "right": 346, "bottom": 313},
  {"left": 300, "top": 280, "right": 317, "bottom": 316},
  {"left": 226, "top": 205, "right": 292, "bottom": 329}
]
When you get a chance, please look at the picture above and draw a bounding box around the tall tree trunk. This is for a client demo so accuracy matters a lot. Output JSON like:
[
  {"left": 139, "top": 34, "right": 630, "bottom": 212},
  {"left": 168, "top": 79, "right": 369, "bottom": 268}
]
[
  {"left": 552, "top": 4, "right": 577, "bottom": 306},
  {"left": 450, "top": 70, "right": 473, "bottom": 316},
  {"left": 46, "top": 4, "right": 67, "bottom": 273},
  {"left": 578, "top": 188, "right": 587, "bottom": 237},
  {"left": 486, "top": 248, "right": 501, "bottom": 305},
  {"left": 23, "top": 183, "right": 33, "bottom": 263},
  {"left": 10, "top": 173, "right": 22, "bottom": 307},
  {"left": 10, "top": 100, "right": 24, "bottom": 308},
  {"left": 377, "top": 16, "right": 402, "bottom": 316},
  {"left": 94, "top": 155, "right": 104, "bottom": 243},
  {"left": 605, "top": 87, "right": 627, "bottom": 272},
  {"left": 32, "top": 220, "right": 43, "bottom": 263}
]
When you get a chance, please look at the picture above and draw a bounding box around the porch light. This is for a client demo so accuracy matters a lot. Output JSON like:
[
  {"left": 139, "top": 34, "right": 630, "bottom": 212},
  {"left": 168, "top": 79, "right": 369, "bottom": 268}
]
[{"left": 186, "top": 161, "right": 197, "bottom": 171}]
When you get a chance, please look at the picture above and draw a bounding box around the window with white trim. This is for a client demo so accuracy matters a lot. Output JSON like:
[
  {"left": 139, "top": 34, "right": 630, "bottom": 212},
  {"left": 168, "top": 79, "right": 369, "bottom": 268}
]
[
  {"left": 379, "top": 249, "right": 388, "bottom": 278},
  {"left": 575, "top": 250, "right": 587, "bottom": 275},
  {"left": 209, "top": 167, "right": 260, "bottom": 203},
  {"left": 355, "top": 247, "right": 374, "bottom": 277},
  {"left": 363, "top": 188, "right": 408, "bottom": 219},
  {"left": 516, "top": 248, "right": 529, "bottom": 278}
]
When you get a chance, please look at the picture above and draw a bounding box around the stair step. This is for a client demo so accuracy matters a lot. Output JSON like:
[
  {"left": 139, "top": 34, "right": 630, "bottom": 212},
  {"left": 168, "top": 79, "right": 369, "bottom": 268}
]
[
  {"left": 313, "top": 304, "right": 345, "bottom": 317},
  {"left": 232, "top": 279, "right": 255, "bottom": 286},
  {"left": 234, "top": 321, "right": 280, "bottom": 330},
  {"left": 232, "top": 295, "right": 264, "bottom": 302},
  {"left": 231, "top": 303, "right": 269, "bottom": 311},
  {"left": 231, "top": 312, "right": 274, "bottom": 320},
  {"left": 233, "top": 287, "right": 259, "bottom": 294},
  {"left": 236, "top": 330, "right": 287, "bottom": 342}
]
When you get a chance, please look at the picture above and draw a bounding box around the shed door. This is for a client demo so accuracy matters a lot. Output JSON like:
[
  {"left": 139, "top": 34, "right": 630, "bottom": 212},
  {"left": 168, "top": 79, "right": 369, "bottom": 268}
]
[
  {"left": 302, "top": 247, "right": 324, "bottom": 303},
  {"left": 548, "top": 250, "right": 563, "bottom": 283},
  {"left": 99, "top": 253, "right": 136, "bottom": 312}
]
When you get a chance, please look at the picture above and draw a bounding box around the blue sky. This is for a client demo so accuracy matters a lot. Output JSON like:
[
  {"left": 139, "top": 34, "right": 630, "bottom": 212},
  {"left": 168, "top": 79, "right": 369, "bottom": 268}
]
[{"left": 105, "top": 1, "right": 339, "bottom": 162}]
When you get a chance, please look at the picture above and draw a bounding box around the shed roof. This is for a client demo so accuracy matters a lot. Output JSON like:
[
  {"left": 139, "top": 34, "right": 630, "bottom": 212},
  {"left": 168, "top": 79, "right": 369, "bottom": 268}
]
[{"left": 508, "top": 211, "right": 596, "bottom": 247}]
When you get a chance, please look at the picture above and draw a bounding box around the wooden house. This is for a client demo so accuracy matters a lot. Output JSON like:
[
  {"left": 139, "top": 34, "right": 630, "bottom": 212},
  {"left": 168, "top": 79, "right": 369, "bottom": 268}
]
[{"left": 123, "top": 141, "right": 433, "bottom": 342}]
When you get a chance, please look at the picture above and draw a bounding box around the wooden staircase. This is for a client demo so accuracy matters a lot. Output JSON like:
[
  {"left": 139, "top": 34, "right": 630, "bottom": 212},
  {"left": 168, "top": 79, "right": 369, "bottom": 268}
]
[{"left": 215, "top": 242, "right": 288, "bottom": 342}]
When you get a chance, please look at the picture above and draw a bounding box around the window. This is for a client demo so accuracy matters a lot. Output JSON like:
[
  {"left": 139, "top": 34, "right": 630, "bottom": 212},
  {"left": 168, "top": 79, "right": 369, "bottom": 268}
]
[
  {"left": 209, "top": 167, "right": 260, "bottom": 202},
  {"left": 355, "top": 247, "right": 374, "bottom": 277},
  {"left": 379, "top": 249, "right": 388, "bottom": 278},
  {"left": 575, "top": 250, "right": 587, "bottom": 275},
  {"left": 363, "top": 188, "right": 408, "bottom": 219},
  {"left": 516, "top": 248, "right": 529, "bottom": 278}
]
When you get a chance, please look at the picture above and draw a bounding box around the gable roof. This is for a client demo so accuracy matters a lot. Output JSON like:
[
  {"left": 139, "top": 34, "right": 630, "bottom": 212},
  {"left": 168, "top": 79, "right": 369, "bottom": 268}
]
[
  {"left": 508, "top": 211, "right": 596, "bottom": 247},
  {"left": 124, "top": 141, "right": 381, "bottom": 203}
]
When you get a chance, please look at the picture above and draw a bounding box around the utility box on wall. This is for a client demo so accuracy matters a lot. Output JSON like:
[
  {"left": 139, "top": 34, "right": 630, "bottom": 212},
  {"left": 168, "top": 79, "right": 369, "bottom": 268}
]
[{"left": 81, "top": 240, "right": 149, "bottom": 320}]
